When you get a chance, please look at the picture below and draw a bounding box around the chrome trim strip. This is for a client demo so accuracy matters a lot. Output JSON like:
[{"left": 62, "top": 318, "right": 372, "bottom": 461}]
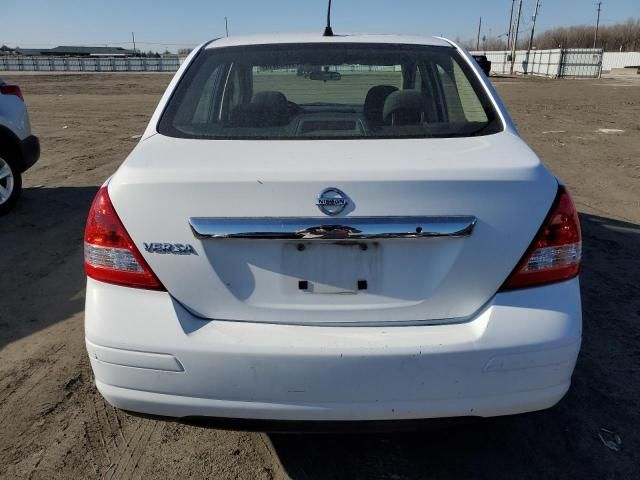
[{"left": 189, "top": 216, "right": 477, "bottom": 240}]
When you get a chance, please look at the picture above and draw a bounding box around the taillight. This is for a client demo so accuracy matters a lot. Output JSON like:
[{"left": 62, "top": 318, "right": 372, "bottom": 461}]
[
  {"left": 84, "top": 186, "right": 164, "bottom": 290},
  {"left": 0, "top": 84, "right": 24, "bottom": 101},
  {"left": 500, "top": 185, "right": 581, "bottom": 291}
]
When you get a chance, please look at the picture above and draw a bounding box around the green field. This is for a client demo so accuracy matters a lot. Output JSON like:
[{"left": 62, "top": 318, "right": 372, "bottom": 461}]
[{"left": 253, "top": 72, "right": 403, "bottom": 105}]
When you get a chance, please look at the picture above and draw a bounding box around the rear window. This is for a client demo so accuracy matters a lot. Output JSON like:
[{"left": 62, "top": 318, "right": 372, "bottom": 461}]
[{"left": 158, "top": 43, "right": 503, "bottom": 140}]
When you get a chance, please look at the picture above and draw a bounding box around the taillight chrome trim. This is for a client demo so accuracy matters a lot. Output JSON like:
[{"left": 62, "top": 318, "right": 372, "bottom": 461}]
[{"left": 189, "top": 216, "right": 477, "bottom": 240}]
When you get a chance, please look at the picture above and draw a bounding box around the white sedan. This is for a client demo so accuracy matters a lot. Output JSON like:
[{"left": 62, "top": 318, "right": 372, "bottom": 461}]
[{"left": 84, "top": 33, "right": 582, "bottom": 425}]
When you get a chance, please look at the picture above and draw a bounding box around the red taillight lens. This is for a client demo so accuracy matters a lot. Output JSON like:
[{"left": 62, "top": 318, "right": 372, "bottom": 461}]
[
  {"left": 501, "top": 185, "right": 582, "bottom": 291},
  {"left": 84, "top": 186, "right": 164, "bottom": 290},
  {"left": 0, "top": 84, "right": 24, "bottom": 101}
]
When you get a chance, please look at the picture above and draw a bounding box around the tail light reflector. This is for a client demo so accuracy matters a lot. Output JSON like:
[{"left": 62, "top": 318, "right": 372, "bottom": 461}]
[
  {"left": 84, "top": 186, "right": 164, "bottom": 290},
  {"left": 0, "top": 84, "right": 24, "bottom": 101},
  {"left": 501, "top": 185, "right": 581, "bottom": 290}
]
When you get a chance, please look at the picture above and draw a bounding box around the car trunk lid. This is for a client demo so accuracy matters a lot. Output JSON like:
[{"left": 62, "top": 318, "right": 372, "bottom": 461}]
[{"left": 108, "top": 132, "right": 557, "bottom": 325}]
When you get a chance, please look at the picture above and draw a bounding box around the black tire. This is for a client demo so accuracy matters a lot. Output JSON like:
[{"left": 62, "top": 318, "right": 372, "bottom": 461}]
[{"left": 0, "top": 152, "right": 22, "bottom": 215}]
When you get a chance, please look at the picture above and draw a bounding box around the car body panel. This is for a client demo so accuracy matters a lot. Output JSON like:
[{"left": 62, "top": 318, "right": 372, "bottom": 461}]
[
  {"left": 85, "top": 276, "right": 581, "bottom": 420},
  {"left": 108, "top": 131, "right": 557, "bottom": 324},
  {"left": 0, "top": 79, "right": 32, "bottom": 141},
  {"left": 204, "top": 33, "right": 453, "bottom": 49}
]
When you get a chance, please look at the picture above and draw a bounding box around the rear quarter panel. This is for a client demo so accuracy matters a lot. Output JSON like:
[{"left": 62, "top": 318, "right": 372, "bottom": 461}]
[{"left": 0, "top": 91, "right": 31, "bottom": 140}]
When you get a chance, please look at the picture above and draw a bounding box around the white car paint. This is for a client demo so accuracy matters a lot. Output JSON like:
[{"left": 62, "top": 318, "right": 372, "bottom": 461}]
[
  {"left": 205, "top": 33, "right": 452, "bottom": 49},
  {"left": 85, "top": 34, "right": 582, "bottom": 422},
  {"left": 86, "top": 276, "right": 580, "bottom": 420},
  {"left": 108, "top": 133, "right": 557, "bottom": 325},
  {"left": 0, "top": 80, "right": 32, "bottom": 141},
  {"left": 0, "top": 78, "right": 39, "bottom": 212}
]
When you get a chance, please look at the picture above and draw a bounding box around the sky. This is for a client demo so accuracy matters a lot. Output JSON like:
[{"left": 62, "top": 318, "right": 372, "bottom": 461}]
[{"left": 2, "top": 0, "right": 638, "bottom": 51}]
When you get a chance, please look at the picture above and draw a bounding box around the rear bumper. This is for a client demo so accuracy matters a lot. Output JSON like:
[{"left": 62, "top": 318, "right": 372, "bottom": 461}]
[
  {"left": 85, "top": 277, "right": 582, "bottom": 421},
  {"left": 19, "top": 134, "right": 39, "bottom": 172}
]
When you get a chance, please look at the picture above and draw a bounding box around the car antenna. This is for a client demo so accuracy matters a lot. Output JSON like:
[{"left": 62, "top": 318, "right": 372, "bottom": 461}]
[{"left": 323, "top": 0, "right": 334, "bottom": 36}]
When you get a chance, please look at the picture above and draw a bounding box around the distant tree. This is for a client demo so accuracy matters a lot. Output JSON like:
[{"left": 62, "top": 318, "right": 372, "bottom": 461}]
[
  {"left": 483, "top": 37, "right": 509, "bottom": 51},
  {"left": 460, "top": 37, "right": 508, "bottom": 51},
  {"left": 459, "top": 39, "right": 475, "bottom": 50},
  {"left": 178, "top": 48, "right": 193, "bottom": 55},
  {"left": 534, "top": 18, "right": 640, "bottom": 51},
  {"left": 462, "top": 18, "right": 639, "bottom": 52}
]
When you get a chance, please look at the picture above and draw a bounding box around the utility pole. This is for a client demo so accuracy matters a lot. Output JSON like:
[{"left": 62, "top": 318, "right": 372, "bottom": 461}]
[
  {"left": 593, "top": 2, "right": 602, "bottom": 48},
  {"left": 528, "top": 0, "right": 541, "bottom": 52},
  {"left": 525, "top": 0, "right": 541, "bottom": 74},
  {"left": 476, "top": 17, "right": 482, "bottom": 50},
  {"left": 225, "top": 17, "right": 229, "bottom": 37},
  {"left": 507, "top": 0, "right": 516, "bottom": 50},
  {"left": 510, "top": 0, "right": 523, "bottom": 75},
  {"left": 131, "top": 32, "right": 137, "bottom": 57}
]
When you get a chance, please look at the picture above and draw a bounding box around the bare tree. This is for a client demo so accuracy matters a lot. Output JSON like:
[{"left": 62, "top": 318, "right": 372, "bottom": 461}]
[
  {"left": 534, "top": 18, "right": 640, "bottom": 51},
  {"left": 461, "top": 36, "right": 508, "bottom": 52},
  {"left": 463, "top": 18, "right": 639, "bottom": 52}
]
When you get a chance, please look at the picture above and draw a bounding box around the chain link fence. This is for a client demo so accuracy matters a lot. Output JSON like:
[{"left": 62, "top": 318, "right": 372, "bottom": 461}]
[
  {"left": 0, "top": 56, "right": 184, "bottom": 72},
  {"left": 1, "top": 49, "right": 624, "bottom": 77},
  {"left": 471, "top": 48, "right": 603, "bottom": 78}
]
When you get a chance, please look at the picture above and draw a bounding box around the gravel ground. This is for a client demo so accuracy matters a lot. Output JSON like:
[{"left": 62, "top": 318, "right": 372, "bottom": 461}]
[{"left": 0, "top": 73, "right": 638, "bottom": 479}]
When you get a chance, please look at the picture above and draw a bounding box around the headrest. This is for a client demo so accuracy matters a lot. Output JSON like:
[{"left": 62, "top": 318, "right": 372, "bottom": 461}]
[
  {"left": 230, "top": 91, "right": 290, "bottom": 128},
  {"left": 382, "top": 90, "right": 426, "bottom": 124},
  {"left": 252, "top": 91, "right": 288, "bottom": 108},
  {"left": 364, "top": 85, "right": 399, "bottom": 124}
]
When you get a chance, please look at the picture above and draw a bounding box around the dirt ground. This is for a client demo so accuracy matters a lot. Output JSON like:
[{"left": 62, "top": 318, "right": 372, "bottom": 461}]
[{"left": 0, "top": 72, "right": 638, "bottom": 479}]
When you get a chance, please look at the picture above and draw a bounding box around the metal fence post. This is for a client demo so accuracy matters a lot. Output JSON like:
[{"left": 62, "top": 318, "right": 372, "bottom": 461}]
[
  {"left": 558, "top": 49, "right": 564, "bottom": 79},
  {"left": 598, "top": 52, "right": 603, "bottom": 79}
]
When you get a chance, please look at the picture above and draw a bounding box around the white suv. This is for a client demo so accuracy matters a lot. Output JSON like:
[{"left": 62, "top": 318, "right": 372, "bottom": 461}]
[
  {"left": 84, "top": 34, "right": 582, "bottom": 426},
  {"left": 0, "top": 78, "right": 40, "bottom": 214}
]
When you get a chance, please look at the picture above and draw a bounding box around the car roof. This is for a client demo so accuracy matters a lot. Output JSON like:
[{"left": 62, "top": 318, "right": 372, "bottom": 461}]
[{"left": 205, "top": 33, "right": 453, "bottom": 49}]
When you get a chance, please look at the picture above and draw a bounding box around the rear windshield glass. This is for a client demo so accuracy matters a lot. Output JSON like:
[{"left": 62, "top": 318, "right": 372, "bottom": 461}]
[{"left": 158, "top": 43, "right": 503, "bottom": 140}]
